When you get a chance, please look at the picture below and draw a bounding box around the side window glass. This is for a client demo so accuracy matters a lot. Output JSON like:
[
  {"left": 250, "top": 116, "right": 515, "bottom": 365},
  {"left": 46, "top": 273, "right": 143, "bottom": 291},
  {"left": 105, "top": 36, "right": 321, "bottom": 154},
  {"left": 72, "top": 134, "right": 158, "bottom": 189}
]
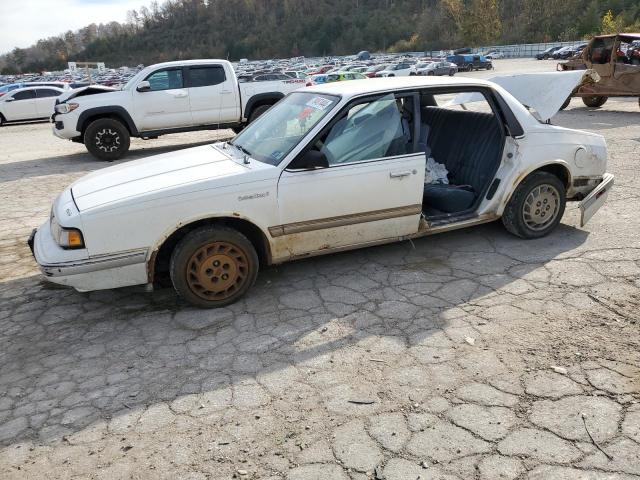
[
  {"left": 13, "top": 90, "right": 36, "bottom": 100},
  {"left": 36, "top": 89, "right": 62, "bottom": 98},
  {"left": 145, "top": 69, "right": 184, "bottom": 91},
  {"left": 318, "top": 93, "right": 413, "bottom": 165},
  {"left": 189, "top": 66, "right": 225, "bottom": 87},
  {"left": 433, "top": 92, "right": 493, "bottom": 114},
  {"left": 588, "top": 38, "right": 614, "bottom": 64}
]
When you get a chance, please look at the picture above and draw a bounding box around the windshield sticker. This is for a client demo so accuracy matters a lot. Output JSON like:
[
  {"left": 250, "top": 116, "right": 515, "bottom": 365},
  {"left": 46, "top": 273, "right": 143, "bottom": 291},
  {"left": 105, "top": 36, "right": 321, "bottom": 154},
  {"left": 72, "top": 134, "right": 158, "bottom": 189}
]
[
  {"left": 298, "top": 106, "right": 315, "bottom": 121},
  {"left": 306, "top": 96, "right": 333, "bottom": 110},
  {"left": 271, "top": 150, "right": 284, "bottom": 160}
]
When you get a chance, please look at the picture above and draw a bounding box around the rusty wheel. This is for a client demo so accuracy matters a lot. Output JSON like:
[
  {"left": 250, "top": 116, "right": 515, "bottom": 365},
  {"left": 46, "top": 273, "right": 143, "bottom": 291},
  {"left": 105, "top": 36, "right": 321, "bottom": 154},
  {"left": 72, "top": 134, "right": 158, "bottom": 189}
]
[
  {"left": 170, "top": 226, "right": 258, "bottom": 308},
  {"left": 186, "top": 241, "right": 248, "bottom": 301}
]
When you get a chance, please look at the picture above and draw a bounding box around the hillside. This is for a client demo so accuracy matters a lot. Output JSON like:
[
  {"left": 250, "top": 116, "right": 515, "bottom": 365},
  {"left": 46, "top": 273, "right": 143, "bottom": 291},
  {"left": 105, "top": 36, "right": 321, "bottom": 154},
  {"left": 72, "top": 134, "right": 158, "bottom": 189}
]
[{"left": 2, "top": 0, "right": 640, "bottom": 73}]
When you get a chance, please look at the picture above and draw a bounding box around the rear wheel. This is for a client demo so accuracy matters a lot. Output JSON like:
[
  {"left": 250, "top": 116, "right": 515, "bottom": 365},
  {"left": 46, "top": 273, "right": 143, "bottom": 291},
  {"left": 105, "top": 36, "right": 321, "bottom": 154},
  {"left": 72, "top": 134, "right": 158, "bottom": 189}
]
[
  {"left": 582, "top": 96, "right": 608, "bottom": 108},
  {"left": 84, "top": 118, "right": 130, "bottom": 161},
  {"left": 248, "top": 104, "right": 272, "bottom": 124},
  {"left": 170, "top": 226, "right": 259, "bottom": 308},
  {"left": 449, "top": 69, "right": 455, "bottom": 76},
  {"left": 427, "top": 71, "right": 434, "bottom": 76},
  {"left": 502, "top": 172, "right": 566, "bottom": 239}
]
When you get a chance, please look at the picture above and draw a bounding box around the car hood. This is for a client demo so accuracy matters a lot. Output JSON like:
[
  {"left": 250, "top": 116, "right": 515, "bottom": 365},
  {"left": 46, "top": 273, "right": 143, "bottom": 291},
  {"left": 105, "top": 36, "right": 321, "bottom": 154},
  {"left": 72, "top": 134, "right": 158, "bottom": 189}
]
[
  {"left": 60, "top": 85, "right": 118, "bottom": 102},
  {"left": 71, "top": 145, "right": 256, "bottom": 211}
]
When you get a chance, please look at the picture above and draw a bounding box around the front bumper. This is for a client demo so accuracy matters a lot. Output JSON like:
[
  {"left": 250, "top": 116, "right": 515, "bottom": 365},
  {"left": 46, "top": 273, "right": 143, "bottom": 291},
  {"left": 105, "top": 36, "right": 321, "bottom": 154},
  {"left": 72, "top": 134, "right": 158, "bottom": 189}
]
[{"left": 29, "top": 221, "right": 148, "bottom": 292}]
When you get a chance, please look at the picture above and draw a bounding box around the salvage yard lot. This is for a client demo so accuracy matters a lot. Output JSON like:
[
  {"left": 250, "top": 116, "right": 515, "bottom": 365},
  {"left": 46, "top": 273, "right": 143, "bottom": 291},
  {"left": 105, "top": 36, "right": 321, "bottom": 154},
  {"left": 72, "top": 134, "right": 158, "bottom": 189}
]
[{"left": 1, "top": 59, "right": 639, "bottom": 479}]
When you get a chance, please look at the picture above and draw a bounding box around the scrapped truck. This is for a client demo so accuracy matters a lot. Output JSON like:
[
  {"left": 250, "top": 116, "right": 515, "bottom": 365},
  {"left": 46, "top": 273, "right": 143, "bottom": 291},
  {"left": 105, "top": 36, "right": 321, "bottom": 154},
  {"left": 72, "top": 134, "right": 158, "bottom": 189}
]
[
  {"left": 559, "top": 33, "right": 640, "bottom": 109},
  {"left": 51, "top": 59, "right": 306, "bottom": 160}
]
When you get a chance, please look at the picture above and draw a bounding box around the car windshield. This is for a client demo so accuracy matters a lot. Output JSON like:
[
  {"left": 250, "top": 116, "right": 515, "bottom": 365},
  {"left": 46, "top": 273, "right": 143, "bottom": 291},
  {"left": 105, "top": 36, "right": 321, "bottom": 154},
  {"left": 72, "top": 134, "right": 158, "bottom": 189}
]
[{"left": 231, "top": 92, "right": 340, "bottom": 166}]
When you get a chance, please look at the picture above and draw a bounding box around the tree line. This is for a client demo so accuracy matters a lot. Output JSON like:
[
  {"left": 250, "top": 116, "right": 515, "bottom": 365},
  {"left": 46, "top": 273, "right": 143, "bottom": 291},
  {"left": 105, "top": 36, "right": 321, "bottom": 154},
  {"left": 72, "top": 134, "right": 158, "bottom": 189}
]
[{"left": 2, "top": 0, "right": 640, "bottom": 74}]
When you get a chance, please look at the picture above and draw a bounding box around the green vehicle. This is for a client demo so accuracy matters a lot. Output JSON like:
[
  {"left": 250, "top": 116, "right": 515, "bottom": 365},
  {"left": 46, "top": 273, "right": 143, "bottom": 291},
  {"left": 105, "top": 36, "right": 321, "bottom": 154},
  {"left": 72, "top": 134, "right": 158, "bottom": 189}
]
[{"left": 326, "top": 72, "right": 368, "bottom": 83}]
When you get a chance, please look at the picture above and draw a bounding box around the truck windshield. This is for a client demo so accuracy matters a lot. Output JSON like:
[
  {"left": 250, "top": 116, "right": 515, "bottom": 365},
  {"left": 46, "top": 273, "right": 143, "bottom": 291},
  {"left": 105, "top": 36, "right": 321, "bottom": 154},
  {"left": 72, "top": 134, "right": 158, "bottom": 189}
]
[{"left": 231, "top": 92, "right": 339, "bottom": 166}]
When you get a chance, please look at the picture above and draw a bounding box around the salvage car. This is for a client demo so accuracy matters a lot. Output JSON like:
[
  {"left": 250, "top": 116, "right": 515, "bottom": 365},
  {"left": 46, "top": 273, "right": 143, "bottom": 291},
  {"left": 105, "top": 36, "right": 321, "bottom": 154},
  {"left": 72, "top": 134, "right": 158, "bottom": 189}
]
[
  {"left": 411, "top": 61, "right": 457, "bottom": 76},
  {"left": 30, "top": 74, "right": 613, "bottom": 308},
  {"left": 0, "top": 86, "right": 65, "bottom": 125},
  {"left": 559, "top": 33, "right": 640, "bottom": 108}
]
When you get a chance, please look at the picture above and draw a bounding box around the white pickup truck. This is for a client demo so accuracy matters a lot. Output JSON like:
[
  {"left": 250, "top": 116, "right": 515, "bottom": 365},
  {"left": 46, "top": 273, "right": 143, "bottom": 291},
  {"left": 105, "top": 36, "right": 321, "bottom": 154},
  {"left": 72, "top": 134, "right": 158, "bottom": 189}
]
[{"left": 52, "top": 59, "right": 305, "bottom": 160}]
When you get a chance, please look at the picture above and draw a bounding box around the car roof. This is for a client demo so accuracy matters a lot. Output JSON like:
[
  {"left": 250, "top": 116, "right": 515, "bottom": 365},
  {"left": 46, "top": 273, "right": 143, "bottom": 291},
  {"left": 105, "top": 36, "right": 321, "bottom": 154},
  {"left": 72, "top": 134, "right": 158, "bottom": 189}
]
[
  {"left": 305, "top": 76, "right": 494, "bottom": 98},
  {"left": 146, "top": 59, "right": 230, "bottom": 69},
  {"left": 8, "top": 86, "right": 65, "bottom": 94}
]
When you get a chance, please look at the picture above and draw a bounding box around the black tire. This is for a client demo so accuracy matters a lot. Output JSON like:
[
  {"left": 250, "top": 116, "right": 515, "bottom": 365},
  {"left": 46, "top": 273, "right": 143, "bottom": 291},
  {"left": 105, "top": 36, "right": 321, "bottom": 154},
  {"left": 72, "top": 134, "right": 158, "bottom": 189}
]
[
  {"left": 0, "top": 114, "right": 4, "bottom": 126},
  {"left": 409, "top": 72, "right": 416, "bottom": 76},
  {"left": 582, "top": 96, "right": 608, "bottom": 108},
  {"left": 84, "top": 117, "right": 130, "bottom": 161},
  {"left": 388, "top": 74, "right": 395, "bottom": 77},
  {"left": 502, "top": 171, "right": 566, "bottom": 239},
  {"left": 231, "top": 126, "right": 244, "bottom": 134},
  {"left": 170, "top": 225, "right": 259, "bottom": 308},
  {"left": 449, "top": 69, "right": 455, "bottom": 76},
  {"left": 248, "top": 104, "right": 272, "bottom": 124},
  {"left": 427, "top": 71, "right": 435, "bottom": 76},
  {"left": 560, "top": 97, "right": 571, "bottom": 110}
]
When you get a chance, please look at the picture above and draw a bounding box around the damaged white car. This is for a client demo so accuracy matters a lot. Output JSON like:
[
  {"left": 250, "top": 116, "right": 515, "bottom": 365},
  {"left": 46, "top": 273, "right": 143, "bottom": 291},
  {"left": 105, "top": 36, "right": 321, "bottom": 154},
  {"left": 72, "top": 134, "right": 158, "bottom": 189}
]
[{"left": 30, "top": 73, "right": 613, "bottom": 308}]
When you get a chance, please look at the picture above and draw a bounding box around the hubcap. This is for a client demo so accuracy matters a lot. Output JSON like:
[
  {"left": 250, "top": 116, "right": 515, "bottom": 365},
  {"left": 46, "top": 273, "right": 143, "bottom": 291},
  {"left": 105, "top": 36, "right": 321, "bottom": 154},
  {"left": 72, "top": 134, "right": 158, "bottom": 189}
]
[
  {"left": 523, "top": 184, "right": 560, "bottom": 231},
  {"left": 186, "top": 241, "right": 248, "bottom": 301},
  {"left": 95, "top": 128, "right": 121, "bottom": 153}
]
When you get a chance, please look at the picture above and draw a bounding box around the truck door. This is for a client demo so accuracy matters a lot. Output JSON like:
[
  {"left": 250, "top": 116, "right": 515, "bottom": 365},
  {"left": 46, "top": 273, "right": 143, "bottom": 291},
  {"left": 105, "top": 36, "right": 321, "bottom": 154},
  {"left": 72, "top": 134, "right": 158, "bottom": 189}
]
[
  {"left": 133, "top": 67, "right": 192, "bottom": 131},
  {"left": 185, "top": 64, "right": 232, "bottom": 126}
]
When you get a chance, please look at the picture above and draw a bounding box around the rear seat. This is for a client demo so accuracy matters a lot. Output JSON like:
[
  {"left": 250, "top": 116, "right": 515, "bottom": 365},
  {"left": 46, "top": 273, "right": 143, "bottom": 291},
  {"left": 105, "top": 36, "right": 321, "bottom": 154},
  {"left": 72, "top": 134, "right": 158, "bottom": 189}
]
[{"left": 421, "top": 107, "right": 504, "bottom": 214}]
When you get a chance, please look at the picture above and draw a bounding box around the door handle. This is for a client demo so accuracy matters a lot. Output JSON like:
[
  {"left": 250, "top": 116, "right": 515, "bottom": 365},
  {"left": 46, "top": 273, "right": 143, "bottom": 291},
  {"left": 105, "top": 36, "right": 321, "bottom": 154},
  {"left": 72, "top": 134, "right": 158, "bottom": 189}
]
[
  {"left": 390, "top": 170, "right": 415, "bottom": 178},
  {"left": 173, "top": 91, "right": 188, "bottom": 98},
  {"left": 221, "top": 90, "right": 232, "bottom": 94}
]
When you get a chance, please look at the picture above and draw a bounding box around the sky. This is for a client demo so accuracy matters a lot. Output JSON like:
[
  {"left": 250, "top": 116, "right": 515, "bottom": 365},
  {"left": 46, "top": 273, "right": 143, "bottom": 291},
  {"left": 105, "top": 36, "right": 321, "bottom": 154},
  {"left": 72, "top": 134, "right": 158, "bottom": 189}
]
[{"left": 0, "top": 0, "right": 146, "bottom": 55}]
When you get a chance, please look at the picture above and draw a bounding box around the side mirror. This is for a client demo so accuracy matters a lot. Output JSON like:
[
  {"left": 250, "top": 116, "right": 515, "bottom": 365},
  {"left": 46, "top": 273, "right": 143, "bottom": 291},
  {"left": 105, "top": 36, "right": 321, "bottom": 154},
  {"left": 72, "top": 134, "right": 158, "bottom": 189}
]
[
  {"left": 136, "top": 81, "right": 151, "bottom": 92},
  {"left": 289, "top": 150, "right": 329, "bottom": 170}
]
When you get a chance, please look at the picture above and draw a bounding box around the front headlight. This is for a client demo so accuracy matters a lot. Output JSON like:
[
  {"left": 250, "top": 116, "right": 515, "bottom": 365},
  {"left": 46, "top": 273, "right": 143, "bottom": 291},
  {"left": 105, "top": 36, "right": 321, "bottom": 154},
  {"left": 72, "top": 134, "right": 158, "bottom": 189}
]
[
  {"left": 50, "top": 215, "right": 85, "bottom": 249},
  {"left": 55, "top": 102, "right": 79, "bottom": 114}
]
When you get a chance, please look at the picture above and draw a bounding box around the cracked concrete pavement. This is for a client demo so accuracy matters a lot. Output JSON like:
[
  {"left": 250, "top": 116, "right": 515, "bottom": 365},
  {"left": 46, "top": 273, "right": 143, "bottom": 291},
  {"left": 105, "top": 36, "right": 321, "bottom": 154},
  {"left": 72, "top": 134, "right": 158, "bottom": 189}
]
[{"left": 0, "top": 60, "right": 639, "bottom": 479}]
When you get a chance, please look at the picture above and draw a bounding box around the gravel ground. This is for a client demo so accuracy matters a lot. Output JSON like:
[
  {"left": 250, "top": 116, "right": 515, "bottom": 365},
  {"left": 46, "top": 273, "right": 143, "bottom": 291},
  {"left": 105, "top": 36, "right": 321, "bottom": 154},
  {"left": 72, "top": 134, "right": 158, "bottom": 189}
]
[{"left": 0, "top": 59, "right": 639, "bottom": 479}]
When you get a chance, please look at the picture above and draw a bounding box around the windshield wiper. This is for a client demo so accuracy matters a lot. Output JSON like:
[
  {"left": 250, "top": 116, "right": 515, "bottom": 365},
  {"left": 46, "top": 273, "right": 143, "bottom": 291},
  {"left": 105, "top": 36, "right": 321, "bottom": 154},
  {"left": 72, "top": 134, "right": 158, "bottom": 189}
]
[{"left": 227, "top": 140, "right": 252, "bottom": 163}]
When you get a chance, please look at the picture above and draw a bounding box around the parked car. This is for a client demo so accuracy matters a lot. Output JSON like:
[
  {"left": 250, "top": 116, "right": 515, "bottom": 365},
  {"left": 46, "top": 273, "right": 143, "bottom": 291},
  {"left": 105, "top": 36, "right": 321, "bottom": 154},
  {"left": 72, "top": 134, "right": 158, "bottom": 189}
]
[
  {"left": 51, "top": 59, "right": 305, "bottom": 160},
  {"left": 364, "top": 64, "right": 388, "bottom": 78},
  {"left": 0, "top": 86, "right": 65, "bottom": 125},
  {"left": 553, "top": 44, "right": 587, "bottom": 60},
  {"left": 326, "top": 72, "right": 367, "bottom": 83},
  {"left": 484, "top": 50, "right": 505, "bottom": 59},
  {"left": 536, "top": 46, "right": 562, "bottom": 60},
  {"left": 559, "top": 33, "right": 640, "bottom": 108},
  {"left": 375, "top": 62, "right": 413, "bottom": 77},
  {"left": 305, "top": 74, "right": 329, "bottom": 86},
  {"left": 625, "top": 40, "right": 640, "bottom": 65},
  {"left": 30, "top": 74, "right": 613, "bottom": 308},
  {"left": 447, "top": 54, "right": 492, "bottom": 71},
  {"left": 411, "top": 61, "right": 457, "bottom": 76}
]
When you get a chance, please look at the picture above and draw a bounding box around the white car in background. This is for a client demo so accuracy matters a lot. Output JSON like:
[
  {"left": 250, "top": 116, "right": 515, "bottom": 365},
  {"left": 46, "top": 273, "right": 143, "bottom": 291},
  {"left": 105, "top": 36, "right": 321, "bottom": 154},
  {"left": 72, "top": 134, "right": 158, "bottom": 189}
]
[
  {"left": 485, "top": 50, "right": 506, "bottom": 59},
  {"left": 30, "top": 72, "right": 612, "bottom": 308},
  {"left": 376, "top": 62, "right": 413, "bottom": 77},
  {"left": 0, "top": 86, "right": 65, "bottom": 125}
]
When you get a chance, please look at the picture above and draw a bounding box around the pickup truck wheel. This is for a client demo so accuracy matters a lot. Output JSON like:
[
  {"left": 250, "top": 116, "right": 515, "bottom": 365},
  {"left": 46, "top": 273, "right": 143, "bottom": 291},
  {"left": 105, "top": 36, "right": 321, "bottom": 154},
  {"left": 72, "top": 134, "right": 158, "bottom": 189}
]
[
  {"left": 231, "top": 126, "right": 244, "bottom": 134},
  {"left": 170, "top": 226, "right": 259, "bottom": 308},
  {"left": 84, "top": 118, "right": 130, "bottom": 161},
  {"left": 427, "top": 71, "right": 435, "bottom": 76},
  {"left": 582, "top": 96, "right": 608, "bottom": 108},
  {"left": 502, "top": 172, "right": 566, "bottom": 239},
  {"left": 248, "top": 104, "right": 272, "bottom": 124},
  {"left": 449, "top": 69, "right": 455, "bottom": 76}
]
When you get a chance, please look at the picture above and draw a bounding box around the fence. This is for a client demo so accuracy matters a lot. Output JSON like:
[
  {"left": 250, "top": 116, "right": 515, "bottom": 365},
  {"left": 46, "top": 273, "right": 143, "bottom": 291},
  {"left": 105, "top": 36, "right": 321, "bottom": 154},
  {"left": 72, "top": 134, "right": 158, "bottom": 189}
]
[{"left": 470, "top": 41, "right": 586, "bottom": 58}]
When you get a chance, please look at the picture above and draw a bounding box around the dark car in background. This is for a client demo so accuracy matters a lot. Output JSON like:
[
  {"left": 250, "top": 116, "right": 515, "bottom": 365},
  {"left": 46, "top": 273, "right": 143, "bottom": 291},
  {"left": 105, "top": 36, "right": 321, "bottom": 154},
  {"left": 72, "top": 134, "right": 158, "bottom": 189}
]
[
  {"left": 536, "top": 46, "right": 562, "bottom": 60},
  {"left": 447, "top": 54, "right": 492, "bottom": 72}
]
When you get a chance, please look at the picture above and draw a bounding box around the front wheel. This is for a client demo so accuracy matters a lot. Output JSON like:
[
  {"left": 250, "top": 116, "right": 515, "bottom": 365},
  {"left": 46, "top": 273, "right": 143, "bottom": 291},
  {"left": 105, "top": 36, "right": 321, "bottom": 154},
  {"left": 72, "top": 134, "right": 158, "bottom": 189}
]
[
  {"left": 84, "top": 118, "right": 130, "bottom": 161},
  {"left": 427, "top": 71, "right": 434, "bottom": 76},
  {"left": 449, "top": 69, "right": 455, "bottom": 76},
  {"left": 502, "top": 172, "right": 566, "bottom": 239},
  {"left": 170, "top": 226, "right": 259, "bottom": 308},
  {"left": 582, "top": 96, "right": 608, "bottom": 108}
]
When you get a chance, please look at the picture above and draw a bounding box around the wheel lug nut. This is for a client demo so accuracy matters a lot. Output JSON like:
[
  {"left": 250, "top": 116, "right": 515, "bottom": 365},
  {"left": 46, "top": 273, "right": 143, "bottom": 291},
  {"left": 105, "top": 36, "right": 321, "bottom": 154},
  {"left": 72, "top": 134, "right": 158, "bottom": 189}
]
[{"left": 222, "top": 274, "right": 229, "bottom": 280}]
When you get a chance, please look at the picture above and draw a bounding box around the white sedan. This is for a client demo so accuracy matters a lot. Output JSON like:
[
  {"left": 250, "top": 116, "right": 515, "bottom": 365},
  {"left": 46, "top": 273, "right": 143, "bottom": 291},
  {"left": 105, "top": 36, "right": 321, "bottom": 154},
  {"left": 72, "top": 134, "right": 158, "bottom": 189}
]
[
  {"left": 30, "top": 74, "right": 613, "bottom": 308},
  {"left": 375, "top": 62, "right": 413, "bottom": 77},
  {"left": 0, "top": 86, "right": 65, "bottom": 125}
]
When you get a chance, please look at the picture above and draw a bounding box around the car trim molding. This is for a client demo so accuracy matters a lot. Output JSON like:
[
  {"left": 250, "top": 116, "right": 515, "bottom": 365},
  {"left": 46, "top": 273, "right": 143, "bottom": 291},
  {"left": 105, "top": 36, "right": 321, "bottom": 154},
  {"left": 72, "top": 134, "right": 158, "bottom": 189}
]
[
  {"left": 40, "top": 249, "right": 147, "bottom": 277},
  {"left": 268, "top": 204, "right": 422, "bottom": 237}
]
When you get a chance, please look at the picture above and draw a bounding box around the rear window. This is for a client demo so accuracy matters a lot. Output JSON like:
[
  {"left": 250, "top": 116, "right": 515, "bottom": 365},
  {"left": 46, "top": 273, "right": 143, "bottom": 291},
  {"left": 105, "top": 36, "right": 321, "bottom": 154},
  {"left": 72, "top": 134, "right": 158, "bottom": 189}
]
[{"left": 188, "top": 66, "right": 226, "bottom": 88}]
